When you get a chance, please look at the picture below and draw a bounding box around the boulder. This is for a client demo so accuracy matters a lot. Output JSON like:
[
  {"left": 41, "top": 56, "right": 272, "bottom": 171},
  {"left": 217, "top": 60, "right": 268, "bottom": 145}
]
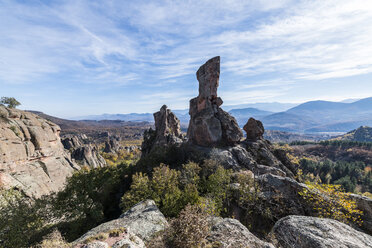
[
  {"left": 187, "top": 56, "right": 243, "bottom": 147},
  {"left": 349, "top": 194, "right": 372, "bottom": 235},
  {"left": 271, "top": 215, "right": 372, "bottom": 248},
  {"left": 208, "top": 217, "right": 274, "bottom": 248},
  {"left": 74, "top": 200, "right": 168, "bottom": 244},
  {"left": 0, "top": 106, "right": 79, "bottom": 198},
  {"left": 257, "top": 174, "right": 308, "bottom": 216},
  {"left": 244, "top": 117, "right": 264, "bottom": 141}
]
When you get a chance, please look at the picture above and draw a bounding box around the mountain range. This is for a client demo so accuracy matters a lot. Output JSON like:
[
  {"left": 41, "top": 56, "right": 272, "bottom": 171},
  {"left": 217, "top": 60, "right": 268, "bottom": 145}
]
[{"left": 70, "top": 97, "right": 372, "bottom": 134}]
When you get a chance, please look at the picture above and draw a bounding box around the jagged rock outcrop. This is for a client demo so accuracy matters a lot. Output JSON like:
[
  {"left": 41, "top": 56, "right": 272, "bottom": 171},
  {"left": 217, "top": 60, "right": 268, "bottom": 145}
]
[
  {"left": 141, "top": 105, "right": 183, "bottom": 155},
  {"left": 208, "top": 218, "right": 274, "bottom": 248},
  {"left": 187, "top": 56, "right": 243, "bottom": 147},
  {"left": 0, "top": 106, "right": 79, "bottom": 198},
  {"left": 244, "top": 117, "right": 264, "bottom": 141},
  {"left": 271, "top": 215, "right": 372, "bottom": 248},
  {"left": 62, "top": 135, "right": 106, "bottom": 168},
  {"left": 103, "top": 135, "right": 121, "bottom": 153},
  {"left": 74, "top": 200, "right": 168, "bottom": 246}
]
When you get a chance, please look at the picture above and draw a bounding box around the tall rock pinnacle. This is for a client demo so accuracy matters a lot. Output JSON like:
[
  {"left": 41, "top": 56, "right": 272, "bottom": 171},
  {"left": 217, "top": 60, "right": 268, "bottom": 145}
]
[{"left": 187, "top": 56, "right": 243, "bottom": 147}]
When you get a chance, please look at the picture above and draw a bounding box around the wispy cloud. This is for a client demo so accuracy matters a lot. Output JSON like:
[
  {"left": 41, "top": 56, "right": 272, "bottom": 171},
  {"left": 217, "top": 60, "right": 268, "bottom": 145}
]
[{"left": 1, "top": 0, "right": 372, "bottom": 115}]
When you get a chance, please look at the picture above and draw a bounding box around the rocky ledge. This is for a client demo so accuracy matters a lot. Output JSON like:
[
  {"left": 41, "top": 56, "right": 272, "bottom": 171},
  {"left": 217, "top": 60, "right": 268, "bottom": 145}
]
[{"left": 0, "top": 106, "right": 79, "bottom": 198}]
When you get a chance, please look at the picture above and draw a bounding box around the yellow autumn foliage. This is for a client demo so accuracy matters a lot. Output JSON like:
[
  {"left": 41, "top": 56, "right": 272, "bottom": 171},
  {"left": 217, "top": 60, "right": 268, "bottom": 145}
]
[{"left": 299, "top": 182, "right": 363, "bottom": 226}]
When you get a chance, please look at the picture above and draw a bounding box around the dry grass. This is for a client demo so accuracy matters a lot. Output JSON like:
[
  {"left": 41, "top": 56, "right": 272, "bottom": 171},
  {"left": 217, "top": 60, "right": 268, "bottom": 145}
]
[{"left": 34, "top": 230, "right": 70, "bottom": 248}]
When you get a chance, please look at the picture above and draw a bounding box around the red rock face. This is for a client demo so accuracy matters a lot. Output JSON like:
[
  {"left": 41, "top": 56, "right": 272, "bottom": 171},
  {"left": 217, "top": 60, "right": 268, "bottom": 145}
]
[{"left": 187, "top": 56, "right": 243, "bottom": 147}]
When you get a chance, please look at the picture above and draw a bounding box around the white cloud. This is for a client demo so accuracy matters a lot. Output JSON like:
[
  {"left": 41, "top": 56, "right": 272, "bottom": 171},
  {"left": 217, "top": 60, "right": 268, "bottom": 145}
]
[{"left": 1, "top": 0, "right": 372, "bottom": 114}]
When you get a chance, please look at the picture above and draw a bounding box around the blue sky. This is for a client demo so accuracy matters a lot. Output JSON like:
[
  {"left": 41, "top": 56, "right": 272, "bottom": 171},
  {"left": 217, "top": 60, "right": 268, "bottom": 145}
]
[{"left": 1, "top": 0, "right": 372, "bottom": 118}]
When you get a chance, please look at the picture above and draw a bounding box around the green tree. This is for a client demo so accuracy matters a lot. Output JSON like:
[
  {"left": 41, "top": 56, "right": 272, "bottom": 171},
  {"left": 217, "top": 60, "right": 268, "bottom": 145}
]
[
  {"left": 0, "top": 189, "right": 49, "bottom": 248},
  {"left": 0, "top": 97, "right": 21, "bottom": 108}
]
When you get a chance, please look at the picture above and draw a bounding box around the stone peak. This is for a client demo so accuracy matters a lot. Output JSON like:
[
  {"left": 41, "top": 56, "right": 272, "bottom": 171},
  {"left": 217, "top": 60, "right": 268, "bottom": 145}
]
[{"left": 196, "top": 56, "right": 220, "bottom": 99}]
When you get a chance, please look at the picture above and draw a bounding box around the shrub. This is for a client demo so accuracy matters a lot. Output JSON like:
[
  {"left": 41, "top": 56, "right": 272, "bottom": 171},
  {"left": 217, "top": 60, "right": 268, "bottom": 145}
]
[
  {"left": 168, "top": 204, "right": 211, "bottom": 248},
  {"left": 299, "top": 182, "right": 363, "bottom": 226},
  {"left": 202, "top": 165, "right": 232, "bottom": 215},
  {"left": 0, "top": 189, "right": 49, "bottom": 248},
  {"left": 121, "top": 172, "right": 152, "bottom": 211},
  {"left": 121, "top": 164, "right": 184, "bottom": 217},
  {"left": 53, "top": 164, "right": 131, "bottom": 241}
]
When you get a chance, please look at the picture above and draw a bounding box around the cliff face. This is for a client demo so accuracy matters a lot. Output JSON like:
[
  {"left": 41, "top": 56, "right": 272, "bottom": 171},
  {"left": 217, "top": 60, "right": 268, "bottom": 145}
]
[{"left": 0, "top": 106, "right": 79, "bottom": 198}]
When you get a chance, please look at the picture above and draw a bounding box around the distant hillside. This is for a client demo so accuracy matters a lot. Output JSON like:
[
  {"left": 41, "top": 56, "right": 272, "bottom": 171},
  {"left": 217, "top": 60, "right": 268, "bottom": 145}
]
[
  {"left": 261, "top": 97, "right": 372, "bottom": 133},
  {"left": 228, "top": 108, "right": 273, "bottom": 126},
  {"left": 68, "top": 97, "right": 372, "bottom": 133},
  {"left": 28, "top": 111, "right": 151, "bottom": 141},
  {"left": 264, "top": 130, "right": 331, "bottom": 143},
  {"left": 333, "top": 126, "right": 372, "bottom": 142}
]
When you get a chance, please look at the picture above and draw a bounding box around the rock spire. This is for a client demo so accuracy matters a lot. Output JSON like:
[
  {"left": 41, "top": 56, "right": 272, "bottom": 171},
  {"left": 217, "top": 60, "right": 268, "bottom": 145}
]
[{"left": 187, "top": 56, "right": 243, "bottom": 146}]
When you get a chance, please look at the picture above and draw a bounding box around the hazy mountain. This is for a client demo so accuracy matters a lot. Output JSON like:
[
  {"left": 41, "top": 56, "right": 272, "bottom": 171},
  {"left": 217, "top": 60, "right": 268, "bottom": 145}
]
[
  {"left": 228, "top": 108, "right": 273, "bottom": 126},
  {"left": 70, "top": 97, "right": 372, "bottom": 133},
  {"left": 260, "top": 97, "right": 372, "bottom": 133},
  {"left": 223, "top": 102, "right": 297, "bottom": 112},
  {"left": 72, "top": 113, "right": 154, "bottom": 122},
  {"left": 332, "top": 126, "right": 372, "bottom": 142}
]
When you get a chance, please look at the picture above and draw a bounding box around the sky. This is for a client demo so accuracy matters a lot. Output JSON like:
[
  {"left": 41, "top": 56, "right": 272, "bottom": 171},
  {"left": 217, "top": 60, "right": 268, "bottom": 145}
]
[{"left": 1, "top": 0, "right": 372, "bottom": 118}]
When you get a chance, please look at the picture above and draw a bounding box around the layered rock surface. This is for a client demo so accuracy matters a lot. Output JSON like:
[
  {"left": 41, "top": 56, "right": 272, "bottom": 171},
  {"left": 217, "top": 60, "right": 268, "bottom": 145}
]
[
  {"left": 271, "top": 215, "right": 372, "bottom": 248},
  {"left": 187, "top": 56, "right": 243, "bottom": 147},
  {"left": 208, "top": 218, "right": 274, "bottom": 248},
  {"left": 62, "top": 135, "right": 106, "bottom": 168},
  {"left": 74, "top": 200, "right": 167, "bottom": 246},
  {"left": 0, "top": 106, "right": 78, "bottom": 197}
]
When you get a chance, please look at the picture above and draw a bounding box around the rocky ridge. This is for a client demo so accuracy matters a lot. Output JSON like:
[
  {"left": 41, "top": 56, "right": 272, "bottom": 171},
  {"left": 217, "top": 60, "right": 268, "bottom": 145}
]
[{"left": 0, "top": 106, "right": 79, "bottom": 198}]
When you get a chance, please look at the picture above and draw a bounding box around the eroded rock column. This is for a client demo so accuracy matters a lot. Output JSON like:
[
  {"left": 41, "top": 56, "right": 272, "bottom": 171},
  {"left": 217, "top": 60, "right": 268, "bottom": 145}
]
[{"left": 187, "top": 56, "right": 243, "bottom": 147}]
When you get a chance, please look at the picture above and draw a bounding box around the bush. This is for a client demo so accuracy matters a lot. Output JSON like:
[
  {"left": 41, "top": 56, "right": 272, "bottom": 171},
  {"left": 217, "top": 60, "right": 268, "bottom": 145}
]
[
  {"left": 0, "top": 189, "right": 49, "bottom": 248},
  {"left": 53, "top": 164, "right": 131, "bottom": 241},
  {"left": 202, "top": 165, "right": 232, "bottom": 215},
  {"left": 299, "top": 182, "right": 363, "bottom": 226},
  {"left": 168, "top": 204, "right": 211, "bottom": 248},
  {"left": 121, "top": 164, "right": 184, "bottom": 217}
]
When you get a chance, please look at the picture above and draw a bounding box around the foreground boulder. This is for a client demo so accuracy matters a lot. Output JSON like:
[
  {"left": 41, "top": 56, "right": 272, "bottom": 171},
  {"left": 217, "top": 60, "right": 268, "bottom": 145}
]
[
  {"left": 208, "top": 218, "right": 274, "bottom": 248},
  {"left": 271, "top": 215, "right": 372, "bottom": 248},
  {"left": 187, "top": 56, "right": 243, "bottom": 147},
  {"left": 0, "top": 106, "right": 79, "bottom": 198},
  {"left": 74, "top": 200, "right": 168, "bottom": 246}
]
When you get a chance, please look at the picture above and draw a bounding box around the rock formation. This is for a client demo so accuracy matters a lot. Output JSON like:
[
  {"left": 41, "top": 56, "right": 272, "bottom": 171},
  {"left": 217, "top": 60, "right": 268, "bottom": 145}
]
[
  {"left": 187, "top": 56, "right": 243, "bottom": 147},
  {"left": 74, "top": 200, "right": 168, "bottom": 246},
  {"left": 0, "top": 106, "right": 79, "bottom": 198},
  {"left": 271, "top": 215, "right": 372, "bottom": 248},
  {"left": 103, "top": 135, "right": 121, "bottom": 153},
  {"left": 208, "top": 218, "right": 274, "bottom": 248},
  {"left": 141, "top": 105, "right": 183, "bottom": 155},
  {"left": 62, "top": 135, "right": 106, "bottom": 168},
  {"left": 244, "top": 117, "right": 264, "bottom": 141}
]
